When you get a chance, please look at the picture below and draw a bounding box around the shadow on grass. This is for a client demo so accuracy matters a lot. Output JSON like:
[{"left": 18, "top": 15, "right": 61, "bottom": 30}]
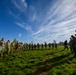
[
  {"left": 32, "top": 53, "right": 74, "bottom": 75},
  {"left": 23, "top": 48, "right": 53, "bottom": 51},
  {"left": 45, "top": 49, "right": 71, "bottom": 56}
]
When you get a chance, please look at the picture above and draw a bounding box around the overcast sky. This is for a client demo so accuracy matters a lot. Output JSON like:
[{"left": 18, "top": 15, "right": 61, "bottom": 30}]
[{"left": 0, "top": 0, "right": 76, "bottom": 43}]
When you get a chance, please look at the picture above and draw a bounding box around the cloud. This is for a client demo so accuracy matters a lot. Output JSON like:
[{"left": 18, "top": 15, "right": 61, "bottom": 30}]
[
  {"left": 6, "top": 0, "right": 28, "bottom": 22},
  {"left": 5, "top": 0, "right": 76, "bottom": 43},
  {"left": 27, "top": 5, "right": 37, "bottom": 22},
  {"left": 18, "top": 33, "right": 22, "bottom": 37},
  {"left": 16, "top": 22, "right": 33, "bottom": 33},
  {"left": 31, "top": 0, "right": 76, "bottom": 43},
  {"left": 22, "top": 0, "right": 27, "bottom": 7},
  {"left": 12, "top": 0, "right": 27, "bottom": 12},
  {"left": 16, "top": 22, "right": 26, "bottom": 29},
  {"left": 7, "top": 0, "right": 37, "bottom": 30}
]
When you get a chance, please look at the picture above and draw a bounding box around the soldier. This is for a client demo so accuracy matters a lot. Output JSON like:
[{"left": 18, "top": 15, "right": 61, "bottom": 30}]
[
  {"left": 41, "top": 43, "right": 44, "bottom": 49},
  {"left": 26, "top": 43, "right": 28, "bottom": 50},
  {"left": 1, "top": 38, "right": 5, "bottom": 50},
  {"left": 29, "top": 43, "right": 31, "bottom": 50},
  {"left": 44, "top": 42, "right": 47, "bottom": 49},
  {"left": 70, "top": 35, "right": 76, "bottom": 57},
  {"left": 12, "top": 39, "right": 18, "bottom": 51},
  {"left": 11, "top": 42, "right": 15, "bottom": 54},
  {"left": 15, "top": 41, "right": 18, "bottom": 51},
  {"left": 6, "top": 40, "right": 11, "bottom": 55},
  {"left": 33, "top": 44, "right": 36, "bottom": 49},
  {"left": 48, "top": 43, "right": 51, "bottom": 49},
  {"left": 0, "top": 40, "right": 3, "bottom": 56},
  {"left": 31, "top": 43, "right": 33, "bottom": 50},
  {"left": 37, "top": 43, "right": 40, "bottom": 49},
  {"left": 52, "top": 43, "right": 54, "bottom": 49},
  {"left": 63, "top": 40, "right": 68, "bottom": 50},
  {"left": 0, "top": 38, "right": 5, "bottom": 56},
  {"left": 17, "top": 43, "right": 20, "bottom": 52},
  {"left": 69, "top": 38, "right": 73, "bottom": 53},
  {"left": 23, "top": 43, "right": 26, "bottom": 50},
  {"left": 55, "top": 43, "right": 57, "bottom": 49},
  {"left": 17, "top": 42, "right": 23, "bottom": 52}
]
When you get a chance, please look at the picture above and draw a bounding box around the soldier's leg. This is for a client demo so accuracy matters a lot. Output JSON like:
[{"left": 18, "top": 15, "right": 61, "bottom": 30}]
[
  {"left": 73, "top": 49, "right": 76, "bottom": 57},
  {"left": 56, "top": 46, "right": 57, "bottom": 49},
  {"left": 11, "top": 47, "right": 13, "bottom": 54},
  {"left": 7, "top": 47, "right": 10, "bottom": 55},
  {"left": 19, "top": 48, "right": 20, "bottom": 52},
  {"left": 70, "top": 46, "right": 73, "bottom": 53},
  {"left": 72, "top": 47, "right": 76, "bottom": 57},
  {"left": 74, "top": 45, "right": 76, "bottom": 57},
  {"left": 75, "top": 51, "right": 76, "bottom": 57},
  {"left": 17, "top": 47, "right": 20, "bottom": 52},
  {"left": 7, "top": 48, "right": 9, "bottom": 54},
  {"left": 73, "top": 51, "right": 76, "bottom": 57},
  {"left": 18, "top": 47, "right": 21, "bottom": 52},
  {"left": 9, "top": 47, "right": 10, "bottom": 54},
  {"left": 16, "top": 48, "right": 19, "bottom": 52},
  {"left": 18, "top": 48, "right": 20, "bottom": 52},
  {"left": 1, "top": 47, "right": 5, "bottom": 56},
  {"left": 0, "top": 50, "right": 3, "bottom": 56}
]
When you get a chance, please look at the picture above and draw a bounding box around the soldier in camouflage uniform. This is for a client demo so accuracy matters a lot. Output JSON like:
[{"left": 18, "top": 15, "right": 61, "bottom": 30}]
[
  {"left": 44, "top": 42, "right": 47, "bottom": 49},
  {"left": 26, "top": 43, "right": 28, "bottom": 50},
  {"left": 17, "top": 42, "right": 23, "bottom": 52},
  {"left": 23, "top": 43, "right": 26, "bottom": 50},
  {"left": 55, "top": 43, "right": 57, "bottom": 49},
  {"left": 69, "top": 38, "right": 73, "bottom": 53},
  {"left": 48, "top": 43, "right": 51, "bottom": 49},
  {"left": 33, "top": 44, "right": 36, "bottom": 49},
  {"left": 6, "top": 40, "right": 11, "bottom": 55},
  {"left": 69, "top": 34, "right": 76, "bottom": 57},
  {"left": 63, "top": 40, "right": 68, "bottom": 50},
  {"left": 11, "top": 42, "right": 15, "bottom": 54},
  {"left": 37, "top": 43, "right": 40, "bottom": 49},
  {"left": 0, "top": 38, "right": 5, "bottom": 56},
  {"left": 41, "top": 43, "right": 44, "bottom": 49},
  {"left": 52, "top": 43, "right": 54, "bottom": 49}
]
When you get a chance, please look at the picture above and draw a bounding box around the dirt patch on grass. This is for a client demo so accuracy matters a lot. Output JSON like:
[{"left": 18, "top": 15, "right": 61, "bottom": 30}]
[
  {"left": 39, "top": 72, "right": 48, "bottom": 75},
  {"left": 32, "top": 55, "right": 53, "bottom": 75}
]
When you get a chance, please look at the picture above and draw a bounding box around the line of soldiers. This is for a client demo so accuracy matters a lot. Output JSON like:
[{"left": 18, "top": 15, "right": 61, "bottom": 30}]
[
  {"left": 51, "top": 43, "right": 58, "bottom": 49},
  {"left": 0, "top": 38, "right": 24, "bottom": 56},
  {"left": 0, "top": 38, "right": 58, "bottom": 56},
  {"left": 69, "top": 34, "right": 76, "bottom": 57},
  {"left": 25, "top": 42, "right": 57, "bottom": 50},
  {"left": 23, "top": 42, "right": 52, "bottom": 50}
]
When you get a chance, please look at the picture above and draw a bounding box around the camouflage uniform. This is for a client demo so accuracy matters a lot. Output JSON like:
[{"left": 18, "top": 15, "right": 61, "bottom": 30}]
[
  {"left": 55, "top": 43, "right": 57, "bottom": 49},
  {"left": 1, "top": 38, "right": 5, "bottom": 50},
  {"left": 17, "top": 42, "right": 23, "bottom": 52},
  {"left": 0, "top": 38, "right": 5, "bottom": 56},
  {"left": 52, "top": 43, "right": 54, "bottom": 49},
  {"left": 69, "top": 35, "right": 76, "bottom": 57},
  {"left": 11, "top": 42, "right": 15, "bottom": 53},
  {"left": 63, "top": 40, "right": 68, "bottom": 50},
  {"left": 6, "top": 40, "right": 10, "bottom": 54},
  {"left": 69, "top": 38, "right": 73, "bottom": 53}
]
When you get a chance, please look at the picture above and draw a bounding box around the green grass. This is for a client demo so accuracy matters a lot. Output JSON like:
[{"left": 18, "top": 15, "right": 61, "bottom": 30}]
[{"left": 0, "top": 46, "right": 76, "bottom": 75}]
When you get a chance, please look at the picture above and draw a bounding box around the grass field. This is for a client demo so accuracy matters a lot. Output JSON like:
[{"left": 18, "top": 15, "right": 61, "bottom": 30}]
[{"left": 0, "top": 46, "right": 76, "bottom": 75}]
